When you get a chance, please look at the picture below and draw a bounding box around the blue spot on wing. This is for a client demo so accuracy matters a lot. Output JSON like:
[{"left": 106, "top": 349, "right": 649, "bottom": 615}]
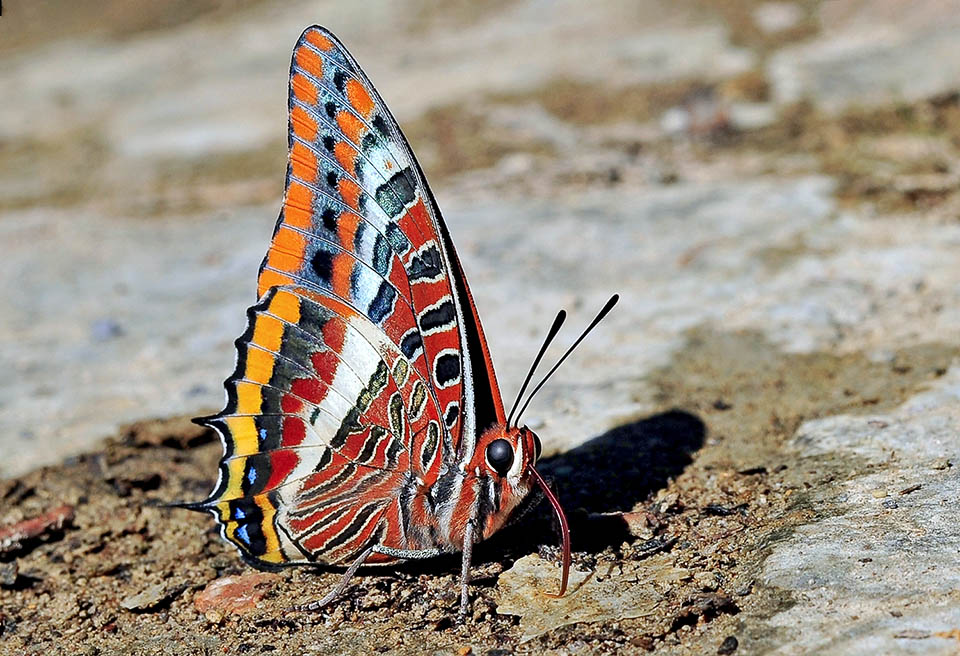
[
  {"left": 368, "top": 282, "right": 397, "bottom": 324},
  {"left": 236, "top": 524, "right": 251, "bottom": 545}
]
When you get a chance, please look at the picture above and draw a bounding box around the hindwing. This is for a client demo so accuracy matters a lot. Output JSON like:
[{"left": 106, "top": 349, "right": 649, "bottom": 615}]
[{"left": 201, "top": 286, "right": 446, "bottom": 565}]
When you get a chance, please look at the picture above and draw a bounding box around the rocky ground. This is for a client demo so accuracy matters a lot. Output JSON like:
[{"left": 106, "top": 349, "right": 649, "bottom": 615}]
[{"left": 3, "top": 1, "right": 960, "bottom": 654}]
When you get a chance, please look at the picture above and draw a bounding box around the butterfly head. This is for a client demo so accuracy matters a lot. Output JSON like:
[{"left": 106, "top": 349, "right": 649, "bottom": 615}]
[{"left": 476, "top": 424, "right": 542, "bottom": 480}]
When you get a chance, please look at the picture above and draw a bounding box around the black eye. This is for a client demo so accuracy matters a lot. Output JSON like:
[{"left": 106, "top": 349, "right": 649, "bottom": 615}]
[
  {"left": 533, "top": 433, "right": 542, "bottom": 462},
  {"left": 485, "top": 439, "right": 514, "bottom": 477}
]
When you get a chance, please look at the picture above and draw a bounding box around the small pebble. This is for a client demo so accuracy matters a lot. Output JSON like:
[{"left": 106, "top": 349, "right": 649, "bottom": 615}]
[
  {"left": 194, "top": 573, "right": 277, "bottom": 616},
  {"left": 694, "top": 571, "right": 719, "bottom": 591},
  {"left": 119, "top": 583, "right": 167, "bottom": 611},
  {"left": 0, "top": 562, "right": 19, "bottom": 587},
  {"left": 630, "top": 635, "right": 655, "bottom": 650},
  {"left": 882, "top": 499, "right": 898, "bottom": 509},
  {"left": 0, "top": 504, "right": 75, "bottom": 556},
  {"left": 657, "top": 492, "right": 680, "bottom": 513},
  {"left": 870, "top": 489, "right": 888, "bottom": 499},
  {"left": 718, "top": 635, "right": 739, "bottom": 654}
]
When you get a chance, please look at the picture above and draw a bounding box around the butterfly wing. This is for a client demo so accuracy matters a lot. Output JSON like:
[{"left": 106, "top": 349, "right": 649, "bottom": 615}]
[{"left": 197, "top": 26, "right": 505, "bottom": 567}]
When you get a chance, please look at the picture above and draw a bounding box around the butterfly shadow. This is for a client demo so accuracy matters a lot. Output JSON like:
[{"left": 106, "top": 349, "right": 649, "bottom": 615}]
[
  {"left": 381, "top": 409, "right": 704, "bottom": 587},
  {"left": 477, "top": 408, "right": 706, "bottom": 563}
]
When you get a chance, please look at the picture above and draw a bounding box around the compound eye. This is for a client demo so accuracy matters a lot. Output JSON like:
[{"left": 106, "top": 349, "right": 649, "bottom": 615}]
[
  {"left": 533, "top": 433, "right": 542, "bottom": 462},
  {"left": 485, "top": 439, "right": 514, "bottom": 477}
]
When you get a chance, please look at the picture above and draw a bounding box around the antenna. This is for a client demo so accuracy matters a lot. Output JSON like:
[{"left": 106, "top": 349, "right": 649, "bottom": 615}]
[
  {"left": 506, "top": 309, "right": 566, "bottom": 428},
  {"left": 513, "top": 294, "right": 619, "bottom": 425}
]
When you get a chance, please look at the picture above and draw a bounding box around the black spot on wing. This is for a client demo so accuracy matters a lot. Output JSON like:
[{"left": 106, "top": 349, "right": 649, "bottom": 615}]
[
  {"left": 357, "top": 426, "right": 387, "bottom": 464},
  {"left": 228, "top": 497, "right": 267, "bottom": 556},
  {"left": 321, "top": 207, "right": 338, "bottom": 232},
  {"left": 385, "top": 436, "right": 404, "bottom": 468},
  {"left": 295, "top": 296, "right": 331, "bottom": 337},
  {"left": 444, "top": 403, "right": 459, "bottom": 429},
  {"left": 360, "top": 133, "right": 378, "bottom": 155},
  {"left": 434, "top": 353, "right": 461, "bottom": 388},
  {"left": 333, "top": 70, "right": 347, "bottom": 93},
  {"left": 317, "top": 447, "right": 333, "bottom": 470},
  {"left": 277, "top": 323, "right": 318, "bottom": 367},
  {"left": 419, "top": 299, "right": 456, "bottom": 332},
  {"left": 253, "top": 385, "right": 287, "bottom": 415},
  {"left": 400, "top": 330, "right": 424, "bottom": 359},
  {"left": 420, "top": 423, "right": 439, "bottom": 472},
  {"left": 241, "top": 453, "right": 273, "bottom": 496},
  {"left": 253, "top": 416, "right": 284, "bottom": 453},
  {"left": 331, "top": 408, "right": 361, "bottom": 450},
  {"left": 372, "top": 115, "right": 390, "bottom": 139},
  {"left": 311, "top": 249, "right": 334, "bottom": 283},
  {"left": 408, "top": 245, "right": 443, "bottom": 281},
  {"left": 385, "top": 222, "right": 411, "bottom": 253},
  {"left": 352, "top": 220, "right": 366, "bottom": 251},
  {"left": 372, "top": 233, "right": 390, "bottom": 276}
]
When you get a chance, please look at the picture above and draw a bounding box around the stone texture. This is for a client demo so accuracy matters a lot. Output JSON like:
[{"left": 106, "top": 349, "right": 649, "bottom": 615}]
[
  {"left": 757, "top": 366, "right": 960, "bottom": 655},
  {"left": 769, "top": 0, "right": 960, "bottom": 112}
]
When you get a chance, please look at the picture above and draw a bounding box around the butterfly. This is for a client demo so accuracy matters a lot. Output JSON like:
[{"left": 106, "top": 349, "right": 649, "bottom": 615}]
[{"left": 180, "top": 25, "right": 617, "bottom": 619}]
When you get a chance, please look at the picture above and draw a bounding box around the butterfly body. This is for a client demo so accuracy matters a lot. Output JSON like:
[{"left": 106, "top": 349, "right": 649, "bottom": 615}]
[{"left": 184, "top": 26, "right": 575, "bottom": 614}]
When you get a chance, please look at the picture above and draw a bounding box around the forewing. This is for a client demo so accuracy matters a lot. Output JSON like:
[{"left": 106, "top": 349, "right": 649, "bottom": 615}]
[{"left": 258, "top": 26, "right": 505, "bottom": 456}]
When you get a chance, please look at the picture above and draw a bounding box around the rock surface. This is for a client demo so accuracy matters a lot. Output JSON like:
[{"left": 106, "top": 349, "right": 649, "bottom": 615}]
[
  {"left": 769, "top": 1, "right": 960, "bottom": 112},
  {"left": 756, "top": 367, "right": 960, "bottom": 655},
  {"left": 2, "top": 1, "right": 960, "bottom": 654},
  {"left": 497, "top": 553, "right": 662, "bottom": 641}
]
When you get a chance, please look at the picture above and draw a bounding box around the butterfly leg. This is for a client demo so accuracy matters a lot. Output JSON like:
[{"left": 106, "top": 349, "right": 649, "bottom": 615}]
[
  {"left": 458, "top": 520, "right": 475, "bottom": 622},
  {"left": 294, "top": 545, "right": 444, "bottom": 614},
  {"left": 376, "top": 543, "right": 473, "bottom": 621},
  {"left": 294, "top": 544, "right": 375, "bottom": 612}
]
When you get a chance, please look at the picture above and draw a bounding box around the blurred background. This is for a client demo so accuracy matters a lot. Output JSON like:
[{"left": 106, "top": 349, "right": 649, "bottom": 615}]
[{"left": 3, "top": 0, "right": 960, "bottom": 479}]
